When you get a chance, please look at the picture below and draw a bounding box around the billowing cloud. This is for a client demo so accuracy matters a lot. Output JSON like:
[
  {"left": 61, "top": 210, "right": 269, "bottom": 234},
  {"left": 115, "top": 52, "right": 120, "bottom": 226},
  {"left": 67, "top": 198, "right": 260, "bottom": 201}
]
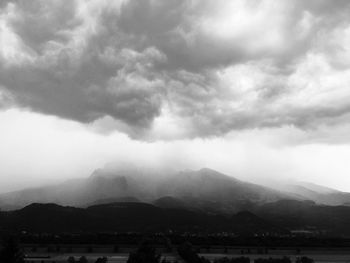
[{"left": 1, "top": 0, "right": 350, "bottom": 139}]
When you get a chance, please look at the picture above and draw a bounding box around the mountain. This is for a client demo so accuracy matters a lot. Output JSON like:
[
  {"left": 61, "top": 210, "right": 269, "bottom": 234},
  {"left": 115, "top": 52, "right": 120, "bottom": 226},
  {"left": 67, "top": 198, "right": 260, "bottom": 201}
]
[
  {"left": 158, "top": 168, "right": 288, "bottom": 203},
  {"left": 0, "top": 202, "right": 286, "bottom": 235},
  {"left": 297, "top": 182, "right": 340, "bottom": 194},
  {"left": 1, "top": 166, "right": 349, "bottom": 213},
  {"left": 85, "top": 196, "right": 142, "bottom": 207},
  {"left": 154, "top": 168, "right": 294, "bottom": 213},
  {"left": 0, "top": 167, "right": 290, "bottom": 213},
  {"left": 281, "top": 182, "right": 350, "bottom": 206},
  {"left": 2, "top": 200, "right": 350, "bottom": 237},
  {"left": 152, "top": 196, "right": 188, "bottom": 209},
  {"left": 0, "top": 168, "right": 157, "bottom": 209}
]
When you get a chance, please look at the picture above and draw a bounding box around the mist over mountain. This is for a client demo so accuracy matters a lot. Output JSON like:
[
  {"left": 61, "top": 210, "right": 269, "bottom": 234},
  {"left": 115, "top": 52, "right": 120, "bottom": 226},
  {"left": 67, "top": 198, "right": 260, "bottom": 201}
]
[
  {"left": 279, "top": 182, "right": 350, "bottom": 206},
  {"left": 1, "top": 165, "right": 350, "bottom": 238},
  {"left": 0, "top": 167, "right": 288, "bottom": 212},
  {"left": 1, "top": 166, "right": 350, "bottom": 213}
]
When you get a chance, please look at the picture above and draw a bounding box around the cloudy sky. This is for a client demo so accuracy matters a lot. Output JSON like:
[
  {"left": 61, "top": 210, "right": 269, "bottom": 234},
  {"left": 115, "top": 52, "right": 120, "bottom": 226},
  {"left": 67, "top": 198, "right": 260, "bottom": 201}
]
[{"left": 1, "top": 0, "right": 350, "bottom": 193}]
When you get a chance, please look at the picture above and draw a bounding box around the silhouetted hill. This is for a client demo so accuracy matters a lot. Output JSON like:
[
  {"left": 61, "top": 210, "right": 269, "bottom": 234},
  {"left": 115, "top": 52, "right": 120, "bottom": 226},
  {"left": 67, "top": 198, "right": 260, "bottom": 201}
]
[
  {"left": 152, "top": 196, "right": 187, "bottom": 209},
  {"left": 85, "top": 196, "right": 141, "bottom": 207},
  {"left": 251, "top": 199, "right": 350, "bottom": 236},
  {"left": 0, "top": 202, "right": 287, "bottom": 235},
  {"left": 1, "top": 199, "right": 350, "bottom": 236}
]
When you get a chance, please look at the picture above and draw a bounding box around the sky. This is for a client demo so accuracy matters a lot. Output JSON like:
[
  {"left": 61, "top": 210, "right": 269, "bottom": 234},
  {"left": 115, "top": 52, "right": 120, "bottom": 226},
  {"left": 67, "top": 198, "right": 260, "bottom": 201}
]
[{"left": 1, "top": 0, "right": 350, "bottom": 193}]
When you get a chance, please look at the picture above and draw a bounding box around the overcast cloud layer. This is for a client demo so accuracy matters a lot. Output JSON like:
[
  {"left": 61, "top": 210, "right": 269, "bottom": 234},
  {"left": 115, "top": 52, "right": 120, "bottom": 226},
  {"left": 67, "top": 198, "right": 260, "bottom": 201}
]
[
  {"left": 1, "top": 1, "right": 350, "bottom": 192},
  {"left": 1, "top": 0, "right": 350, "bottom": 139}
]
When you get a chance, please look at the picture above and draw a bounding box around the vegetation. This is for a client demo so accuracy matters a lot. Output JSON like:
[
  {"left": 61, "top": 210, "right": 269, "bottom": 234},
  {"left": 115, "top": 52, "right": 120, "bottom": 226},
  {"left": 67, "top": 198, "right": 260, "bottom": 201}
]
[
  {"left": 78, "top": 256, "right": 88, "bottom": 263},
  {"left": 127, "top": 241, "right": 162, "bottom": 263},
  {"left": 19, "top": 231, "right": 350, "bottom": 248},
  {"left": 177, "top": 242, "right": 210, "bottom": 263},
  {"left": 67, "top": 256, "right": 92, "bottom": 263},
  {"left": 126, "top": 240, "right": 177, "bottom": 263},
  {"left": 95, "top": 257, "right": 108, "bottom": 263},
  {"left": 296, "top": 257, "right": 314, "bottom": 263},
  {"left": 0, "top": 237, "right": 24, "bottom": 263}
]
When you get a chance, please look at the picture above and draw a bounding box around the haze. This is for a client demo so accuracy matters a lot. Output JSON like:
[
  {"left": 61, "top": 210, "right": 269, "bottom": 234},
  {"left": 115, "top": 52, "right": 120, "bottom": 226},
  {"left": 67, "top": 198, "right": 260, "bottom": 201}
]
[{"left": 1, "top": 0, "right": 350, "bottom": 193}]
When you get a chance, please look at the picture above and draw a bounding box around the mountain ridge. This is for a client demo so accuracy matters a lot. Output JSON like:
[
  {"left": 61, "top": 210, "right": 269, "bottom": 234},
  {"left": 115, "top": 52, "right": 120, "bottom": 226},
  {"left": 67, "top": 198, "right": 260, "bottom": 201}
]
[
  {"left": 0, "top": 201, "right": 288, "bottom": 235},
  {"left": 0, "top": 167, "right": 349, "bottom": 213},
  {"left": 2, "top": 199, "right": 350, "bottom": 237}
]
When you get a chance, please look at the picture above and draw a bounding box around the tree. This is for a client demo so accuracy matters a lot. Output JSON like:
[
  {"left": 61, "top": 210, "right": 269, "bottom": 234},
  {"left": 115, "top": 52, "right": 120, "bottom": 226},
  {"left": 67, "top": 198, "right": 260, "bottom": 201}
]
[
  {"left": 0, "top": 237, "right": 24, "bottom": 263},
  {"left": 296, "top": 257, "right": 314, "bottom": 263},
  {"left": 113, "top": 245, "right": 119, "bottom": 253},
  {"left": 127, "top": 241, "right": 161, "bottom": 263},
  {"left": 78, "top": 256, "right": 88, "bottom": 263},
  {"left": 67, "top": 256, "right": 76, "bottom": 263},
  {"left": 95, "top": 257, "right": 108, "bottom": 263},
  {"left": 177, "top": 242, "right": 210, "bottom": 263}
]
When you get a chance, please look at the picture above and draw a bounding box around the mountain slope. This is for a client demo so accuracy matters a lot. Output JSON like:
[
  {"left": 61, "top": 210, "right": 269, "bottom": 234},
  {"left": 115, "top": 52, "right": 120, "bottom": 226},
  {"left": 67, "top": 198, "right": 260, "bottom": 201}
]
[
  {"left": 156, "top": 168, "right": 290, "bottom": 213},
  {"left": 0, "top": 167, "right": 291, "bottom": 213},
  {"left": 2, "top": 200, "right": 350, "bottom": 237},
  {"left": 0, "top": 202, "right": 286, "bottom": 235},
  {"left": 281, "top": 182, "right": 350, "bottom": 206}
]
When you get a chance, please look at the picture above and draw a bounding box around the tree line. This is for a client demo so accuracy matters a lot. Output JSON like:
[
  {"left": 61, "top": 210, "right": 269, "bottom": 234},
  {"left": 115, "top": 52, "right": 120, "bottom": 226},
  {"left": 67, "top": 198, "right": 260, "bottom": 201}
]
[{"left": 0, "top": 236, "right": 316, "bottom": 263}]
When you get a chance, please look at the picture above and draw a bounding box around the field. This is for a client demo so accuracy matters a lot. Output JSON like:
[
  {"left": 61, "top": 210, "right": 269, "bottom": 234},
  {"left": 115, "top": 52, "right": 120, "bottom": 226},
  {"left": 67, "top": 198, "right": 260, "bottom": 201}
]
[{"left": 23, "top": 246, "right": 350, "bottom": 263}]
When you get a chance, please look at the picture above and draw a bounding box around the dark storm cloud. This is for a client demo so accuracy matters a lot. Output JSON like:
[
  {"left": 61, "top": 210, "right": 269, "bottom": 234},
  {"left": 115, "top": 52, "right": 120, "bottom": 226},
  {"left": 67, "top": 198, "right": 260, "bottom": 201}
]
[
  {"left": 0, "top": 0, "right": 166, "bottom": 129},
  {"left": 1, "top": 0, "right": 350, "bottom": 139}
]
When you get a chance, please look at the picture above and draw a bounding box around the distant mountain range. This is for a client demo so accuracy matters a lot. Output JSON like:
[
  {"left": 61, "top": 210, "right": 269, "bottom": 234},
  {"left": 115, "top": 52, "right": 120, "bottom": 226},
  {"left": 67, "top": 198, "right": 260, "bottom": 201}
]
[
  {"left": 1, "top": 167, "right": 350, "bottom": 236},
  {"left": 0, "top": 167, "right": 349, "bottom": 212},
  {"left": 280, "top": 182, "right": 350, "bottom": 206}
]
